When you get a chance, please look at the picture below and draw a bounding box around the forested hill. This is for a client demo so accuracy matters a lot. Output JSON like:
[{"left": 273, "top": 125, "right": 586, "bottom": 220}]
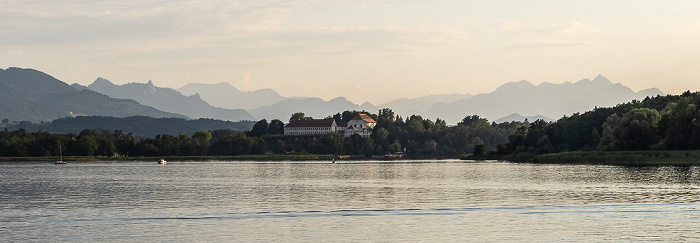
[
  {"left": 6, "top": 116, "right": 256, "bottom": 138},
  {"left": 498, "top": 91, "right": 700, "bottom": 161},
  {"left": 0, "top": 67, "right": 185, "bottom": 122}
]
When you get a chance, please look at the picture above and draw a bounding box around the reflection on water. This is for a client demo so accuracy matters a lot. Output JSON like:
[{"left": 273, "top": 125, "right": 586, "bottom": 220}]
[{"left": 2, "top": 161, "right": 700, "bottom": 241}]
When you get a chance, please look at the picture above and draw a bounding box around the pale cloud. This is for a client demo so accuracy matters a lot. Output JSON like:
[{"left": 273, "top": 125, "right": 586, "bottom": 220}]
[
  {"left": 0, "top": 0, "right": 466, "bottom": 58},
  {"left": 292, "top": 26, "right": 468, "bottom": 55},
  {"left": 488, "top": 21, "right": 598, "bottom": 49},
  {"left": 4, "top": 47, "right": 27, "bottom": 56},
  {"left": 239, "top": 72, "right": 253, "bottom": 91},
  {"left": 508, "top": 40, "right": 601, "bottom": 49},
  {"left": 2, "top": 1, "right": 699, "bottom": 104},
  {"left": 353, "top": 0, "right": 393, "bottom": 8},
  {"left": 675, "top": 21, "right": 700, "bottom": 35},
  {"left": 490, "top": 21, "right": 596, "bottom": 35},
  {"left": 74, "top": 23, "right": 468, "bottom": 63},
  {"left": 0, "top": 0, "right": 304, "bottom": 39}
]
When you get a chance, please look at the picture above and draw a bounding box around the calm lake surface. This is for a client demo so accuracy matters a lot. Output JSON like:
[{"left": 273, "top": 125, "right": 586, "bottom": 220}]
[{"left": 2, "top": 160, "right": 700, "bottom": 242}]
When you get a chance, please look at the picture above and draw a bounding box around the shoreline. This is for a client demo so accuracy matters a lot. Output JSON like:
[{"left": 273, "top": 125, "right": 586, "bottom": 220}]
[
  {"left": 8, "top": 150, "right": 700, "bottom": 166},
  {"left": 532, "top": 150, "right": 700, "bottom": 166},
  {"left": 0, "top": 154, "right": 464, "bottom": 163},
  {"left": 0, "top": 154, "right": 335, "bottom": 162}
]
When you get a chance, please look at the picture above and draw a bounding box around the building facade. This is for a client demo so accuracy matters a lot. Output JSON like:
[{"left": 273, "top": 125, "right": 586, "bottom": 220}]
[
  {"left": 284, "top": 118, "right": 339, "bottom": 135},
  {"left": 343, "top": 114, "right": 376, "bottom": 137},
  {"left": 283, "top": 114, "right": 377, "bottom": 137}
]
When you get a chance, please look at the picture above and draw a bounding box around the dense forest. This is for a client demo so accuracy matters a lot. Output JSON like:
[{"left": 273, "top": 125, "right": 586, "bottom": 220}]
[
  {"left": 497, "top": 91, "right": 700, "bottom": 161},
  {"left": 0, "top": 109, "right": 524, "bottom": 158},
  {"left": 1, "top": 116, "right": 255, "bottom": 137}
]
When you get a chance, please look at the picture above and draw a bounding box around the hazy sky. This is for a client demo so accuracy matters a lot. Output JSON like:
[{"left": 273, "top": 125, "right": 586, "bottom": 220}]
[{"left": 3, "top": 0, "right": 700, "bottom": 105}]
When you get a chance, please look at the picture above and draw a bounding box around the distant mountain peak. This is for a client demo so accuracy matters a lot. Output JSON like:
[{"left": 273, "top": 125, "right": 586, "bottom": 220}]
[
  {"left": 513, "top": 80, "right": 535, "bottom": 87},
  {"left": 94, "top": 77, "right": 114, "bottom": 85},
  {"left": 179, "top": 82, "right": 242, "bottom": 93},
  {"left": 146, "top": 80, "right": 156, "bottom": 94},
  {"left": 215, "top": 82, "right": 233, "bottom": 87},
  {"left": 493, "top": 80, "right": 535, "bottom": 93},
  {"left": 592, "top": 74, "right": 612, "bottom": 84},
  {"left": 637, "top": 87, "right": 664, "bottom": 96},
  {"left": 177, "top": 82, "right": 284, "bottom": 110},
  {"left": 330, "top": 96, "right": 348, "bottom": 102},
  {"left": 572, "top": 75, "right": 612, "bottom": 86},
  {"left": 495, "top": 113, "right": 554, "bottom": 123}
]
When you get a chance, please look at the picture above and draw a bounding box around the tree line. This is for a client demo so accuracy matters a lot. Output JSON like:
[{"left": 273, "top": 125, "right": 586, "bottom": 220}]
[
  {"left": 0, "top": 108, "right": 526, "bottom": 158},
  {"left": 8, "top": 90, "right": 697, "bottom": 160},
  {"left": 0, "top": 128, "right": 269, "bottom": 157},
  {"left": 246, "top": 109, "right": 524, "bottom": 157},
  {"left": 0, "top": 116, "right": 255, "bottom": 138},
  {"left": 496, "top": 91, "right": 700, "bottom": 161}
]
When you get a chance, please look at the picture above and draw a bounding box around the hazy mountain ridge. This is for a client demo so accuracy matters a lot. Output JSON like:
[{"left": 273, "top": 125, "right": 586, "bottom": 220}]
[
  {"left": 0, "top": 67, "right": 666, "bottom": 125},
  {"left": 426, "top": 75, "right": 664, "bottom": 124},
  {"left": 379, "top": 93, "right": 474, "bottom": 117},
  {"left": 249, "top": 97, "right": 378, "bottom": 121},
  {"left": 0, "top": 67, "right": 185, "bottom": 122},
  {"left": 178, "top": 82, "right": 286, "bottom": 110},
  {"left": 242, "top": 93, "right": 518, "bottom": 123},
  {"left": 86, "top": 74, "right": 664, "bottom": 124},
  {"left": 179, "top": 83, "right": 479, "bottom": 121},
  {"left": 178, "top": 82, "right": 380, "bottom": 119},
  {"left": 494, "top": 113, "right": 555, "bottom": 124},
  {"left": 88, "top": 78, "right": 254, "bottom": 122}
]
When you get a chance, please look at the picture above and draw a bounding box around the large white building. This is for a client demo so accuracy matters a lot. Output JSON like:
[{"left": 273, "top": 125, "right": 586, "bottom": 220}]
[{"left": 283, "top": 114, "right": 377, "bottom": 137}]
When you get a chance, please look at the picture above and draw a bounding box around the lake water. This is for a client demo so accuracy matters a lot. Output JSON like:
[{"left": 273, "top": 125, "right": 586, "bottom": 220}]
[{"left": 2, "top": 160, "right": 700, "bottom": 242}]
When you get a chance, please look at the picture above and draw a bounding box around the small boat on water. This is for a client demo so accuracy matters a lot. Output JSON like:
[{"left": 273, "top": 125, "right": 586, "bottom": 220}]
[
  {"left": 158, "top": 159, "right": 167, "bottom": 165},
  {"left": 54, "top": 145, "right": 65, "bottom": 164}
]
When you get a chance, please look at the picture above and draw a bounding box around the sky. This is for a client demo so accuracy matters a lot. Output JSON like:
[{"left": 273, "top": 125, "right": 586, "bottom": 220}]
[{"left": 3, "top": 0, "right": 700, "bottom": 105}]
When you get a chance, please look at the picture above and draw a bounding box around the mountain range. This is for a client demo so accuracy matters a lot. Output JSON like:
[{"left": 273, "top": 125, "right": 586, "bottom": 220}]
[
  {"left": 177, "top": 83, "right": 380, "bottom": 121},
  {"left": 0, "top": 67, "right": 665, "bottom": 126},
  {"left": 178, "top": 83, "right": 286, "bottom": 110},
  {"left": 86, "top": 78, "right": 254, "bottom": 122},
  {"left": 493, "top": 114, "right": 556, "bottom": 124},
  {"left": 248, "top": 97, "right": 378, "bottom": 121},
  {"left": 175, "top": 74, "right": 663, "bottom": 124},
  {"left": 176, "top": 83, "right": 474, "bottom": 121},
  {"left": 426, "top": 75, "right": 663, "bottom": 124},
  {"left": 380, "top": 93, "right": 474, "bottom": 116},
  {"left": 0, "top": 67, "right": 184, "bottom": 122}
]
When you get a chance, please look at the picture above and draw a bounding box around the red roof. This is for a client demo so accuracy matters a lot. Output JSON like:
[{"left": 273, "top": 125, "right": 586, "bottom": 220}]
[
  {"left": 352, "top": 114, "right": 376, "bottom": 123},
  {"left": 285, "top": 118, "right": 336, "bottom": 128}
]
